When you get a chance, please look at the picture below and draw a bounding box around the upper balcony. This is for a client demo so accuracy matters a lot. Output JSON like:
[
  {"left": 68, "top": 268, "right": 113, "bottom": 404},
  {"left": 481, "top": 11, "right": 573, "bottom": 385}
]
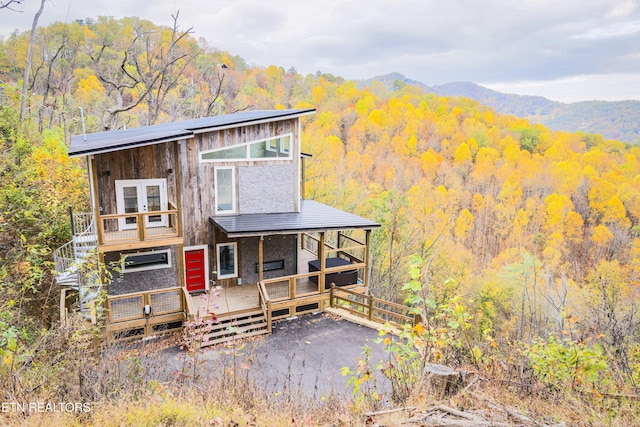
[{"left": 96, "top": 203, "right": 182, "bottom": 252}]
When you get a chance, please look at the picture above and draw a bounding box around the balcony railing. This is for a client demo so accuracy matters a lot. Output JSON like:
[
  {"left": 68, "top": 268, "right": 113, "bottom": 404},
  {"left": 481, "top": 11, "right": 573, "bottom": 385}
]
[
  {"left": 105, "top": 287, "right": 187, "bottom": 340},
  {"left": 96, "top": 209, "right": 182, "bottom": 248}
]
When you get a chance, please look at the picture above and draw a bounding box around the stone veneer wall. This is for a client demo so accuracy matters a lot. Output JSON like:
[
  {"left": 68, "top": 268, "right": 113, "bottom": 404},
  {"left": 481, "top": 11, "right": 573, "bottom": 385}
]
[
  {"left": 105, "top": 246, "right": 178, "bottom": 295},
  {"left": 238, "top": 164, "right": 295, "bottom": 214},
  {"left": 239, "top": 235, "right": 297, "bottom": 285}
]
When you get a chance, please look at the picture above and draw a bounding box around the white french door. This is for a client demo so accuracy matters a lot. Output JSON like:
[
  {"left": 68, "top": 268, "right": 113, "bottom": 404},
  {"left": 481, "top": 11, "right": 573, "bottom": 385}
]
[{"left": 115, "top": 179, "right": 168, "bottom": 231}]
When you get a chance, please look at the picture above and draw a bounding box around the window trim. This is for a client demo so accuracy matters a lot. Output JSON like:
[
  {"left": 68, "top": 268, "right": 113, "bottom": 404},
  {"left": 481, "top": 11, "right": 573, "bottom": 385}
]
[
  {"left": 266, "top": 138, "right": 278, "bottom": 152},
  {"left": 200, "top": 133, "right": 293, "bottom": 163},
  {"left": 122, "top": 249, "right": 172, "bottom": 273},
  {"left": 214, "top": 166, "right": 236, "bottom": 214},
  {"left": 216, "top": 242, "right": 238, "bottom": 279}
]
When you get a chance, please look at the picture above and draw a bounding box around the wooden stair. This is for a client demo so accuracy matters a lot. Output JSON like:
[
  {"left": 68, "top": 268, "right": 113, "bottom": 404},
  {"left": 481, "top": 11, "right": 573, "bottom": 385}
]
[{"left": 199, "top": 309, "right": 269, "bottom": 347}]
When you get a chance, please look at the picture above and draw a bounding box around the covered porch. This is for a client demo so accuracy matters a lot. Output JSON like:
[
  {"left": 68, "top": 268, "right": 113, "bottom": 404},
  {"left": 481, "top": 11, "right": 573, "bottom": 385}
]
[
  {"left": 103, "top": 200, "right": 379, "bottom": 345},
  {"left": 187, "top": 228, "right": 370, "bottom": 319},
  {"left": 189, "top": 200, "right": 380, "bottom": 321},
  {"left": 187, "top": 239, "right": 366, "bottom": 317}
]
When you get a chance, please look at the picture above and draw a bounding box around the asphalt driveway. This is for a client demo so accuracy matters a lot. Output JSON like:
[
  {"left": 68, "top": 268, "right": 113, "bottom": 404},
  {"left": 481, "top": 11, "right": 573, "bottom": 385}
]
[{"left": 153, "top": 312, "right": 391, "bottom": 399}]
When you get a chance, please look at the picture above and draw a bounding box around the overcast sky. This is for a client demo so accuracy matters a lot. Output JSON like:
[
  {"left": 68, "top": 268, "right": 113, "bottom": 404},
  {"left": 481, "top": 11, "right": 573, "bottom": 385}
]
[{"left": 2, "top": 0, "right": 640, "bottom": 103}]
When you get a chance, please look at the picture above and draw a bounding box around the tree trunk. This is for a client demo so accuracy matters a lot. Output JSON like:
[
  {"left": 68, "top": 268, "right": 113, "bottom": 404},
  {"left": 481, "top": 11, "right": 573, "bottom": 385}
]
[
  {"left": 20, "top": 0, "right": 45, "bottom": 125},
  {"left": 422, "top": 364, "right": 462, "bottom": 399}
]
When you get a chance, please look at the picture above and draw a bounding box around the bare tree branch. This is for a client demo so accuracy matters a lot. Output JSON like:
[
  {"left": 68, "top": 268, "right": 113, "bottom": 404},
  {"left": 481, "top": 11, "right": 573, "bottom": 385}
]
[{"left": 0, "top": 0, "right": 24, "bottom": 11}]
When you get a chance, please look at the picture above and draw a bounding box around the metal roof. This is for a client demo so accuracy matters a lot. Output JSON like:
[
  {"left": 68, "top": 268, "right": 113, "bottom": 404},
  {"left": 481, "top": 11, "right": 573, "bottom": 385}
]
[
  {"left": 210, "top": 200, "right": 380, "bottom": 237},
  {"left": 69, "top": 108, "right": 316, "bottom": 157}
]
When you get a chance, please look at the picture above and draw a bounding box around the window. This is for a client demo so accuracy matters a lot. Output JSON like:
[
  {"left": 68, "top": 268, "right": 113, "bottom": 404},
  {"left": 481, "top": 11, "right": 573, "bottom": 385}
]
[
  {"left": 216, "top": 242, "right": 237, "bottom": 279},
  {"left": 266, "top": 138, "right": 278, "bottom": 152},
  {"left": 279, "top": 136, "right": 290, "bottom": 154},
  {"left": 115, "top": 179, "right": 168, "bottom": 230},
  {"left": 200, "top": 134, "right": 292, "bottom": 162},
  {"left": 214, "top": 167, "right": 236, "bottom": 214},
  {"left": 122, "top": 249, "right": 171, "bottom": 273}
]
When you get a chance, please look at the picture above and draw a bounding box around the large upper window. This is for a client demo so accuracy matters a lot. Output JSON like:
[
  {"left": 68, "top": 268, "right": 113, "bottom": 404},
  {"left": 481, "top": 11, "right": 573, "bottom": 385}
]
[
  {"left": 200, "top": 134, "right": 292, "bottom": 162},
  {"left": 214, "top": 167, "right": 236, "bottom": 214}
]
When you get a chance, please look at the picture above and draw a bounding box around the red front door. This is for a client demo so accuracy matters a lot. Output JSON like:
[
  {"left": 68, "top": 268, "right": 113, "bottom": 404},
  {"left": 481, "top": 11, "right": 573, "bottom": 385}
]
[{"left": 185, "top": 249, "right": 206, "bottom": 292}]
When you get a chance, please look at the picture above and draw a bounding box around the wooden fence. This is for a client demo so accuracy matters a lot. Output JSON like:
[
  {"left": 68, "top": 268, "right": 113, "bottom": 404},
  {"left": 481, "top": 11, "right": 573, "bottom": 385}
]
[{"left": 329, "top": 285, "right": 419, "bottom": 328}]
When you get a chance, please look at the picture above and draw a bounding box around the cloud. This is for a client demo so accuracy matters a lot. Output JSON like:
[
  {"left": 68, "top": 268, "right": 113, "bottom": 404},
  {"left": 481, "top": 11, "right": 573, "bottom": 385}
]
[
  {"left": 573, "top": 21, "right": 640, "bottom": 39},
  {"left": 1, "top": 0, "right": 640, "bottom": 101}
]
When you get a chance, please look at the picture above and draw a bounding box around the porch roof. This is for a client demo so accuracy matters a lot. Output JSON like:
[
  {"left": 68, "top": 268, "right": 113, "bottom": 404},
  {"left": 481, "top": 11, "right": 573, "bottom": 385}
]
[
  {"left": 68, "top": 108, "right": 316, "bottom": 157},
  {"left": 210, "top": 200, "right": 380, "bottom": 237}
]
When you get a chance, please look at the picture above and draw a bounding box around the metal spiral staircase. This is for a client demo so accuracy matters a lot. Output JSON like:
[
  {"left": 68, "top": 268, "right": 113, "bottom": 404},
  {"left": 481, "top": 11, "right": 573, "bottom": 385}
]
[{"left": 53, "top": 211, "right": 102, "bottom": 319}]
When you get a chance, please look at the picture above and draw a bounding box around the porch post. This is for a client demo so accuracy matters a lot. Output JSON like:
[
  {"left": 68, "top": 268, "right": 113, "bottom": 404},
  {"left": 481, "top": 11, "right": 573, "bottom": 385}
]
[
  {"left": 174, "top": 140, "right": 184, "bottom": 239},
  {"left": 258, "top": 236, "right": 264, "bottom": 283},
  {"left": 300, "top": 156, "right": 306, "bottom": 201},
  {"left": 176, "top": 244, "right": 185, "bottom": 289},
  {"left": 319, "top": 231, "right": 325, "bottom": 293},
  {"left": 90, "top": 157, "right": 104, "bottom": 246},
  {"left": 364, "top": 229, "right": 371, "bottom": 292}
]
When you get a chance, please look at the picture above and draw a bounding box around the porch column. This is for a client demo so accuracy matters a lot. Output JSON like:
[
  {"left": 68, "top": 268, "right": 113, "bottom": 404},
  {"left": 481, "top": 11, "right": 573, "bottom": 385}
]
[
  {"left": 364, "top": 229, "right": 371, "bottom": 292},
  {"left": 174, "top": 140, "right": 184, "bottom": 240},
  {"left": 89, "top": 157, "right": 104, "bottom": 246},
  {"left": 176, "top": 244, "right": 185, "bottom": 288},
  {"left": 318, "top": 231, "right": 325, "bottom": 292},
  {"left": 300, "top": 156, "right": 306, "bottom": 200},
  {"left": 258, "top": 236, "right": 264, "bottom": 283}
]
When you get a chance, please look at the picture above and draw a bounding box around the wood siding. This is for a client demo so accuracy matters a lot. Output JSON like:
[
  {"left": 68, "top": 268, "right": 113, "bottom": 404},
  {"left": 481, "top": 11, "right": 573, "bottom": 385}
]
[
  {"left": 91, "top": 116, "right": 302, "bottom": 291},
  {"left": 94, "top": 141, "right": 178, "bottom": 216},
  {"left": 180, "top": 118, "right": 300, "bottom": 247}
]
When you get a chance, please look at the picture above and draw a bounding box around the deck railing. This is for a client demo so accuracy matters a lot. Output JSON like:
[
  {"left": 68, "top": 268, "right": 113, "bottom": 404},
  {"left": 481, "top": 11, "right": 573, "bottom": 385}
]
[
  {"left": 106, "top": 287, "right": 185, "bottom": 340},
  {"left": 329, "top": 285, "right": 419, "bottom": 328},
  {"left": 301, "top": 232, "right": 365, "bottom": 282},
  {"left": 96, "top": 209, "right": 181, "bottom": 246},
  {"left": 257, "top": 282, "right": 272, "bottom": 333},
  {"left": 260, "top": 260, "right": 366, "bottom": 321}
]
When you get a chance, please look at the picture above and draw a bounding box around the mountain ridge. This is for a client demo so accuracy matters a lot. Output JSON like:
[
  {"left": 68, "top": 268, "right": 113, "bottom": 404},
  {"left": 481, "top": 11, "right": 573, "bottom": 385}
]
[{"left": 361, "top": 73, "right": 640, "bottom": 144}]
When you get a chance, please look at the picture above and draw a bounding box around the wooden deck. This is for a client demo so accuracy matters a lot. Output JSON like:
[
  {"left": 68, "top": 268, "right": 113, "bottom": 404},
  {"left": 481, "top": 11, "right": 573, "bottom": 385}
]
[
  {"left": 187, "top": 249, "right": 360, "bottom": 318},
  {"left": 190, "top": 278, "right": 321, "bottom": 317},
  {"left": 102, "top": 255, "right": 367, "bottom": 345}
]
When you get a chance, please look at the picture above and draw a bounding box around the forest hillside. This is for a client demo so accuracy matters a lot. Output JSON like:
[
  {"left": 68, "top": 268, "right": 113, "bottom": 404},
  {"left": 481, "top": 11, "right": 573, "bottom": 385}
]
[
  {"left": 1, "top": 16, "right": 639, "bottom": 426},
  {"left": 361, "top": 74, "right": 640, "bottom": 144}
]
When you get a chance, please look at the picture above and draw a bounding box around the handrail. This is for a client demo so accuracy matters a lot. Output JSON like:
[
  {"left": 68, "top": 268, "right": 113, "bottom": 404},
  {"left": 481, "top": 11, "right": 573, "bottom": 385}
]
[
  {"left": 325, "top": 244, "right": 366, "bottom": 254},
  {"left": 303, "top": 233, "right": 321, "bottom": 244},
  {"left": 181, "top": 287, "right": 195, "bottom": 317},
  {"left": 54, "top": 240, "right": 75, "bottom": 270},
  {"left": 330, "top": 285, "right": 417, "bottom": 327},
  {"left": 54, "top": 212, "right": 97, "bottom": 280},
  {"left": 338, "top": 234, "right": 365, "bottom": 246},
  {"left": 100, "top": 209, "right": 178, "bottom": 219},
  {"left": 257, "top": 282, "right": 269, "bottom": 310},
  {"left": 257, "top": 282, "right": 272, "bottom": 332},
  {"left": 261, "top": 262, "right": 365, "bottom": 286}
]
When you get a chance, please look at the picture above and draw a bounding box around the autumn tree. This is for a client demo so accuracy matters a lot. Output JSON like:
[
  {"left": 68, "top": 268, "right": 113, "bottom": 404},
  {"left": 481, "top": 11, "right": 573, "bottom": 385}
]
[{"left": 90, "top": 14, "right": 198, "bottom": 129}]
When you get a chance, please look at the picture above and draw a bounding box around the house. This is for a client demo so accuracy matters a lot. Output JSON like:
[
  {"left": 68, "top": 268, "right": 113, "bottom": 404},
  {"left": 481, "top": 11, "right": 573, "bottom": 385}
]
[{"left": 55, "top": 108, "right": 380, "bottom": 344}]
